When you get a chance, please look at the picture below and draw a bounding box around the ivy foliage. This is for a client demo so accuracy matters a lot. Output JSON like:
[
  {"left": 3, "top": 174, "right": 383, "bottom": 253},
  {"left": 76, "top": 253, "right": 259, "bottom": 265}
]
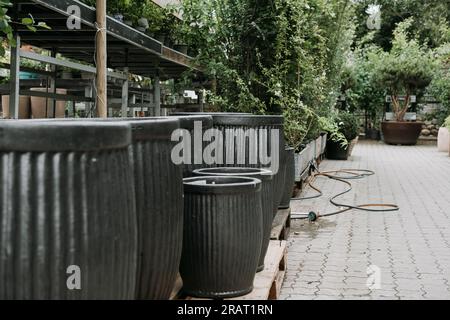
[
  {"left": 179, "top": 0, "right": 357, "bottom": 148},
  {"left": 1, "top": 1, "right": 50, "bottom": 56}
]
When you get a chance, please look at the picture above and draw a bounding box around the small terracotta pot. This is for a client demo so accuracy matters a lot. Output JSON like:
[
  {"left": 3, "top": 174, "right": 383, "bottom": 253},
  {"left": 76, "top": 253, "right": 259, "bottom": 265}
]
[
  {"left": 30, "top": 88, "right": 67, "bottom": 119},
  {"left": 381, "top": 121, "right": 423, "bottom": 145}
]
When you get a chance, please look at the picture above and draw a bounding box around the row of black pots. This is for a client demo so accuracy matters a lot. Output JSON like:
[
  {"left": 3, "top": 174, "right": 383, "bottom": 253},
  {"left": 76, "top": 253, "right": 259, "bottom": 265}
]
[
  {"left": 0, "top": 113, "right": 296, "bottom": 300},
  {"left": 172, "top": 113, "right": 295, "bottom": 298},
  {"left": 0, "top": 118, "right": 184, "bottom": 300},
  {"left": 180, "top": 154, "right": 295, "bottom": 299},
  {"left": 171, "top": 112, "right": 287, "bottom": 211}
]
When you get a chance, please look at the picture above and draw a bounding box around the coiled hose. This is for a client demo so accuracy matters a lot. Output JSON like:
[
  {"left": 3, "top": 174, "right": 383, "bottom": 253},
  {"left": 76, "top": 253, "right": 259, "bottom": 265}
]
[{"left": 291, "top": 162, "right": 399, "bottom": 221}]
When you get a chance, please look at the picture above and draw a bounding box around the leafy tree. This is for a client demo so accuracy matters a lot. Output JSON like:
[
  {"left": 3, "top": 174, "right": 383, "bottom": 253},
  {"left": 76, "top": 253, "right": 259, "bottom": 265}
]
[
  {"left": 428, "top": 43, "right": 450, "bottom": 126},
  {"left": 354, "top": 0, "right": 450, "bottom": 50},
  {"left": 371, "top": 19, "right": 436, "bottom": 122}
]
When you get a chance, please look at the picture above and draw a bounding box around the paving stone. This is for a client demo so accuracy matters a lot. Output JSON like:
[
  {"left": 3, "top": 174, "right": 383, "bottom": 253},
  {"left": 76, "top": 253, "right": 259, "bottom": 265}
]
[{"left": 282, "top": 141, "right": 450, "bottom": 300}]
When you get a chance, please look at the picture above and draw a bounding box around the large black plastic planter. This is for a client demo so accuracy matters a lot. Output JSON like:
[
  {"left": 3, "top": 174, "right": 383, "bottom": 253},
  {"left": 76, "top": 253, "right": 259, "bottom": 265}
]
[
  {"left": 127, "top": 118, "right": 184, "bottom": 300},
  {"left": 279, "top": 147, "right": 295, "bottom": 209},
  {"left": 211, "top": 115, "right": 285, "bottom": 214},
  {"left": 171, "top": 115, "right": 213, "bottom": 177},
  {"left": 29, "top": 117, "right": 185, "bottom": 299},
  {"left": 193, "top": 167, "right": 273, "bottom": 272},
  {"left": 172, "top": 113, "right": 285, "bottom": 211},
  {"left": 181, "top": 176, "right": 263, "bottom": 298},
  {"left": 0, "top": 121, "right": 137, "bottom": 300}
]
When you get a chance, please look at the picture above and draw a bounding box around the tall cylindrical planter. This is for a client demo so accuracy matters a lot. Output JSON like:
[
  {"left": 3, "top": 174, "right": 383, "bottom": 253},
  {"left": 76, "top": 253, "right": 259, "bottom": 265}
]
[
  {"left": 0, "top": 121, "right": 137, "bottom": 300},
  {"left": 171, "top": 115, "right": 214, "bottom": 177},
  {"left": 212, "top": 115, "right": 285, "bottom": 214},
  {"left": 172, "top": 113, "right": 285, "bottom": 211},
  {"left": 181, "top": 176, "right": 263, "bottom": 298},
  {"left": 438, "top": 127, "right": 449, "bottom": 153},
  {"left": 279, "top": 147, "right": 295, "bottom": 209},
  {"left": 35, "top": 117, "right": 185, "bottom": 300},
  {"left": 127, "top": 118, "right": 184, "bottom": 300},
  {"left": 193, "top": 167, "right": 273, "bottom": 272}
]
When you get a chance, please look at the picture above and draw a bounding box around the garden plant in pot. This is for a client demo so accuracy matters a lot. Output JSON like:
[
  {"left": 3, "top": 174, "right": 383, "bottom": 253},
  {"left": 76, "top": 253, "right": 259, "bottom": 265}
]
[
  {"left": 372, "top": 19, "right": 436, "bottom": 145},
  {"left": 326, "top": 112, "right": 360, "bottom": 160}
]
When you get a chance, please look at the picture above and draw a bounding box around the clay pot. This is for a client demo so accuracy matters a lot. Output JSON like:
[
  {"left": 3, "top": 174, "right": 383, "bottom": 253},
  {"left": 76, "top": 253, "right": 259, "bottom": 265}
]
[
  {"left": 30, "top": 88, "right": 67, "bottom": 118},
  {"left": 381, "top": 121, "right": 423, "bottom": 145},
  {"left": 1, "top": 95, "right": 31, "bottom": 119}
]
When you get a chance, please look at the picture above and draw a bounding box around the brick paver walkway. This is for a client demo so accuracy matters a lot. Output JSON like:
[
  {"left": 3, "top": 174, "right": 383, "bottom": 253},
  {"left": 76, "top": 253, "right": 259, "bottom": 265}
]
[{"left": 281, "top": 140, "right": 450, "bottom": 300}]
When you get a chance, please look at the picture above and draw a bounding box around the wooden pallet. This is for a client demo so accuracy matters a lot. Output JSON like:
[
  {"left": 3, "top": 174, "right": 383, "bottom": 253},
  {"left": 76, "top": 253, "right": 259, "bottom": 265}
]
[
  {"left": 271, "top": 208, "right": 291, "bottom": 241},
  {"left": 172, "top": 240, "right": 287, "bottom": 301}
]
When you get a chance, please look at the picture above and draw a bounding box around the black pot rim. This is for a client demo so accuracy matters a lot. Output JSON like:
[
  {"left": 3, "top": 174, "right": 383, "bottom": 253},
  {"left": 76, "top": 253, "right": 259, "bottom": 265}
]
[
  {"left": 193, "top": 167, "right": 273, "bottom": 181},
  {"left": 126, "top": 117, "right": 180, "bottom": 141},
  {"left": 12, "top": 117, "right": 180, "bottom": 141},
  {"left": 0, "top": 120, "right": 131, "bottom": 151},
  {"left": 171, "top": 113, "right": 283, "bottom": 126},
  {"left": 381, "top": 120, "right": 424, "bottom": 125},
  {"left": 170, "top": 115, "right": 214, "bottom": 130},
  {"left": 183, "top": 287, "right": 253, "bottom": 299},
  {"left": 184, "top": 176, "right": 262, "bottom": 194},
  {"left": 212, "top": 114, "right": 284, "bottom": 127}
]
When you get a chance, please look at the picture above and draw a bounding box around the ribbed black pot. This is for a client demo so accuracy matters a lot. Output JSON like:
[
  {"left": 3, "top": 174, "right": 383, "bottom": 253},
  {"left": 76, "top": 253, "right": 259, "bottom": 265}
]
[
  {"left": 171, "top": 115, "right": 214, "bottom": 177},
  {"left": 27, "top": 117, "right": 185, "bottom": 299},
  {"left": 0, "top": 121, "right": 137, "bottom": 300},
  {"left": 279, "top": 147, "right": 295, "bottom": 209},
  {"left": 209, "top": 115, "right": 285, "bottom": 215},
  {"left": 193, "top": 167, "right": 273, "bottom": 272},
  {"left": 181, "top": 176, "right": 263, "bottom": 298},
  {"left": 127, "top": 118, "right": 184, "bottom": 300}
]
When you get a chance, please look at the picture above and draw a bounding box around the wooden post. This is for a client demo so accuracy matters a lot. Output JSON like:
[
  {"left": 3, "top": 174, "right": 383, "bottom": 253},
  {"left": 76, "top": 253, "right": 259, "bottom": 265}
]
[
  {"left": 9, "top": 34, "right": 21, "bottom": 119},
  {"left": 96, "top": 0, "right": 107, "bottom": 118}
]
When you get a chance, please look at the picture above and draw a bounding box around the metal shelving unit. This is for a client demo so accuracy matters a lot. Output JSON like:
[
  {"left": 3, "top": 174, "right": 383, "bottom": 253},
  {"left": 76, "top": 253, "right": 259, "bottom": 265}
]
[{"left": 4, "top": 0, "right": 202, "bottom": 119}]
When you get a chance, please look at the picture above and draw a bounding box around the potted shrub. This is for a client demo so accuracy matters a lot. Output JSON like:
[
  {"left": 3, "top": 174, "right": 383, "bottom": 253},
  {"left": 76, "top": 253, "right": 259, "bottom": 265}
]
[
  {"left": 283, "top": 104, "right": 314, "bottom": 181},
  {"left": 372, "top": 19, "right": 436, "bottom": 145},
  {"left": 326, "top": 112, "right": 360, "bottom": 160}
]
